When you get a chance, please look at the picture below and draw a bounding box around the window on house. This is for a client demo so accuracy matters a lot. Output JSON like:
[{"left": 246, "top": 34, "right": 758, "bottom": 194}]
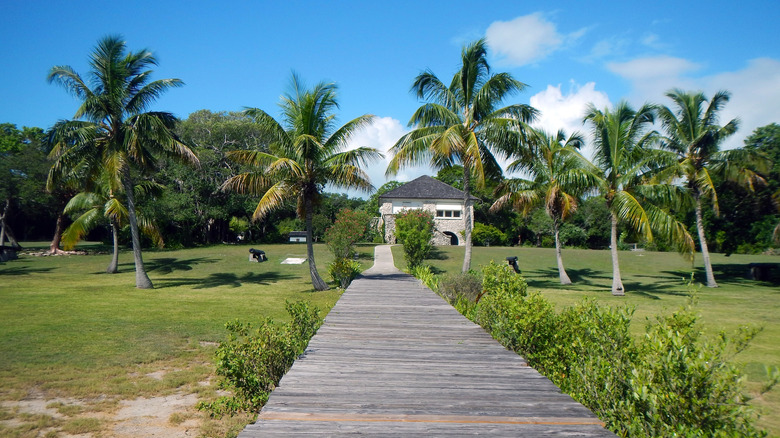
[{"left": 436, "top": 210, "right": 461, "bottom": 218}]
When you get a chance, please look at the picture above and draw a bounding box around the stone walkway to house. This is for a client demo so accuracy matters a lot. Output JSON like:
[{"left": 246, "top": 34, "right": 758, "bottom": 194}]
[{"left": 238, "top": 245, "right": 614, "bottom": 436}]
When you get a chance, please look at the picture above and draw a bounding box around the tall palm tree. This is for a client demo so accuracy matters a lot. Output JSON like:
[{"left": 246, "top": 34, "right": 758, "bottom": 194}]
[
  {"left": 62, "top": 174, "right": 163, "bottom": 273},
  {"left": 584, "top": 102, "right": 694, "bottom": 295},
  {"left": 222, "top": 74, "right": 381, "bottom": 291},
  {"left": 387, "top": 38, "right": 537, "bottom": 272},
  {"left": 47, "top": 35, "right": 198, "bottom": 289},
  {"left": 656, "top": 89, "right": 766, "bottom": 287},
  {"left": 492, "top": 129, "right": 596, "bottom": 284}
]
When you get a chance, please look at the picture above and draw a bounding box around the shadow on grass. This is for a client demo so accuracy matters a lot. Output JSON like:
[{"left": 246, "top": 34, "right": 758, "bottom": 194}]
[
  {"left": 0, "top": 265, "right": 56, "bottom": 276},
  {"left": 156, "top": 271, "right": 297, "bottom": 289},
  {"left": 524, "top": 267, "right": 611, "bottom": 291},
  {"left": 426, "top": 248, "right": 450, "bottom": 261},
  {"left": 136, "top": 257, "right": 217, "bottom": 275},
  {"left": 660, "top": 263, "right": 780, "bottom": 287}
]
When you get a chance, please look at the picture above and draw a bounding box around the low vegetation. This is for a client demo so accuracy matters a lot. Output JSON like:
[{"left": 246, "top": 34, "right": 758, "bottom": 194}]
[
  {"left": 0, "top": 242, "right": 370, "bottom": 437},
  {"left": 399, "top": 245, "right": 780, "bottom": 436}
]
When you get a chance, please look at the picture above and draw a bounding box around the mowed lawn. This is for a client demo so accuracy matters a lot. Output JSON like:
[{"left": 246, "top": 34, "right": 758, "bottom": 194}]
[
  {"left": 0, "top": 243, "right": 370, "bottom": 436},
  {"left": 393, "top": 245, "right": 780, "bottom": 435}
]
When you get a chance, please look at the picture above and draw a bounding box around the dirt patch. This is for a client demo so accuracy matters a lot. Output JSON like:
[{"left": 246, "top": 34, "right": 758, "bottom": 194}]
[
  {"left": 2, "top": 392, "right": 202, "bottom": 437},
  {"left": 113, "top": 393, "right": 199, "bottom": 437}
]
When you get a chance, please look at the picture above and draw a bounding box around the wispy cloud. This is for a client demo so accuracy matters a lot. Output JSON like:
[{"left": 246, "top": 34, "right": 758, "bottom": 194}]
[
  {"left": 529, "top": 81, "right": 612, "bottom": 161},
  {"left": 486, "top": 13, "right": 583, "bottom": 66}
]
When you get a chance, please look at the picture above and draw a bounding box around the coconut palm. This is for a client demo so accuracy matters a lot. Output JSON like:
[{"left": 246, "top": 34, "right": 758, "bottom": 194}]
[
  {"left": 387, "top": 38, "right": 537, "bottom": 272},
  {"left": 222, "top": 74, "right": 381, "bottom": 291},
  {"left": 656, "top": 89, "right": 767, "bottom": 287},
  {"left": 584, "top": 102, "right": 694, "bottom": 295},
  {"left": 47, "top": 35, "right": 198, "bottom": 289},
  {"left": 492, "top": 129, "right": 596, "bottom": 284},
  {"left": 62, "top": 174, "right": 163, "bottom": 273}
]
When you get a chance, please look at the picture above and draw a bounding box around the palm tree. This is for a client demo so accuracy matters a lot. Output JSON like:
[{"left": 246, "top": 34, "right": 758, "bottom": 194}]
[
  {"left": 656, "top": 89, "right": 767, "bottom": 287},
  {"left": 584, "top": 102, "right": 694, "bottom": 295},
  {"left": 222, "top": 74, "right": 382, "bottom": 291},
  {"left": 387, "top": 38, "right": 537, "bottom": 272},
  {"left": 62, "top": 174, "right": 163, "bottom": 273},
  {"left": 47, "top": 35, "right": 198, "bottom": 289},
  {"left": 492, "top": 129, "right": 596, "bottom": 284}
]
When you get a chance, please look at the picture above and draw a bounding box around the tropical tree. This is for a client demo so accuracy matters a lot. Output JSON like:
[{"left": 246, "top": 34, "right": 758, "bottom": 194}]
[
  {"left": 387, "top": 38, "right": 537, "bottom": 272},
  {"left": 47, "top": 35, "right": 198, "bottom": 289},
  {"left": 62, "top": 173, "right": 163, "bottom": 273},
  {"left": 222, "top": 74, "right": 381, "bottom": 291},
  {"left": 492, "top": 129, "right": 596, "bottom": 284},
  {"left": 656, "top": 89, "right": 767, "bottom": 287},
  {"left": 584, "top": 102, "right": 694, "bottom": 295}
]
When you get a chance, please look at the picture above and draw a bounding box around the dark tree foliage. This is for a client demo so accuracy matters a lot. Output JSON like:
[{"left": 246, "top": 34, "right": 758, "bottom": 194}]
[
  {"left": 0, "top": 124, "right": 56, "bottom": 241},
  {"left": 144, "top": 110, "right": 271, "bottom": 246},
  {"left": 700, "top": 123, "right": 780, "bottom": 254}
]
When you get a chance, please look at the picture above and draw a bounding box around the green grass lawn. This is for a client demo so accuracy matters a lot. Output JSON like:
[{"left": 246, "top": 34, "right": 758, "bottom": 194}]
[
  {"left": 393, "top": 245, "right": 780, "bottom": 436},
  {"left": 0, "top": 242, "right": 374, "bottom": 436}
]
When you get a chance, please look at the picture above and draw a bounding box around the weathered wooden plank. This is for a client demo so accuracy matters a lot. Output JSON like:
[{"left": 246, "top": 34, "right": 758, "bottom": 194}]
[{"left": 237, "top": 246, "right": 614, "bottom": 437}]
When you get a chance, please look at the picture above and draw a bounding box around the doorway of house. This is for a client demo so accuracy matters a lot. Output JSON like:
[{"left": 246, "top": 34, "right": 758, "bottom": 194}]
[{"left": 443, "top": 231, "right": 458, "bottom": 246}]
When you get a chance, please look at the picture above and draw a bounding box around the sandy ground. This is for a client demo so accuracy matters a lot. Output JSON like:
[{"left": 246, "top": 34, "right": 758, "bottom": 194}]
[{"left": 1, "top": 391, "right": 202, "bottom": 437}]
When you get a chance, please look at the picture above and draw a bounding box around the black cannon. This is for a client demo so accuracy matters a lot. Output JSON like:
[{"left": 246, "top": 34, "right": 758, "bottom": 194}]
[
  {"left": 249, "top": 248, "right": 267, "bottom": 262},
  {"left": 506, "top": 256, "right": 521, "bottom": 274}
]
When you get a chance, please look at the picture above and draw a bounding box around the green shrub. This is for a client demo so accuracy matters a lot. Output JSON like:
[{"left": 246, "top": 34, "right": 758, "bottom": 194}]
[
  {"left": 395, "top": 209, "right": 435, "bottom": 269},
  {"left": 198, "top": 301, "right": 322, "bottom": 418},
  {"left": 464, "top": 275, "right": 773, "bottom": 437},
  {"left": 328, "top": 258, "right": 362, "bottom": 289},
  {"left": 410, "top": 264, "right": 438, "bottom": 291},
  {"left": 472, "top": 222, "right": 508, "bottom": 246},
  {"left": 438, "top": 271, "right": 482, "bottom": 304},
  {"left": 324, "top": 210, "right": 370, "bottom": 288}
]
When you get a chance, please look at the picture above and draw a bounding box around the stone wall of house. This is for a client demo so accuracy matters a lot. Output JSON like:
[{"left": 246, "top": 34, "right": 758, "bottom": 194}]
[{"left": 380, "top": 200, "right": 472, "bottom": 246}]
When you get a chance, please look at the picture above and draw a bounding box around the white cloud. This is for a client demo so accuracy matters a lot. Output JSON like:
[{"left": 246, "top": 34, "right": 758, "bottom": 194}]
[
  {"left": 529, "top": 81, "right": 612, "bottom": 161},
  {"left": 339, "top": 116, "right": 429, "bottom": 197},
  {"left": 607, "top": 56, "right": 780, "bottom": 146},
  {"left": 704, "top": 58, "right": 780, "bottom": 146},
  {"left": 486, "top": 13, "right": 567, "bottom": 66}
]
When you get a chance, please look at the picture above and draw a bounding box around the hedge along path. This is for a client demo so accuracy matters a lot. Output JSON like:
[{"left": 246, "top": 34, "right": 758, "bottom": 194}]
[{"left": 239, "top": 245, "right": 614, "bottom": 436}]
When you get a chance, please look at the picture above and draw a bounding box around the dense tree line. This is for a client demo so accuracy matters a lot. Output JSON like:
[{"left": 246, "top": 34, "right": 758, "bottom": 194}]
[{"left": 1, "top": 36, "right": 778, "bottom": 291}]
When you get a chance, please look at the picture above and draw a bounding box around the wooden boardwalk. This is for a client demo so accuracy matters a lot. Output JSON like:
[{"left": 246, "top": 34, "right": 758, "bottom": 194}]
[{"left": 239, "top": 246, "right": 614, "bottom": 436}]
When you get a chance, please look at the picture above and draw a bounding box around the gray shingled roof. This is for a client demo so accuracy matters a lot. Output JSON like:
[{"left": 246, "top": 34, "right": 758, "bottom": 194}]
[{"left": 379, "top": 175, "right": 479, "bottom": 201}]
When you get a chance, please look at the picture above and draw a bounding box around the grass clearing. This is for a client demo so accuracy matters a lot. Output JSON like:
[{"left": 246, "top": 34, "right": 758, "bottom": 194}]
[
  {"left": 1, "top": 242, "right": 372, "bottom": 437},
  {"left": 394, "top": 245, "right": 780, "bottom": 435}
]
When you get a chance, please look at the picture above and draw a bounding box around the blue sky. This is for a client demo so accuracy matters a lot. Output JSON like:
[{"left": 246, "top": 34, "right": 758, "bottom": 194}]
[{"left": 2, "top": 0, "right": 779, "bottom": 189}]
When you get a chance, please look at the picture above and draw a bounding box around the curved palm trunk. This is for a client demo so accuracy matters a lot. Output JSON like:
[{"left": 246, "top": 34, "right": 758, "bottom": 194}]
[
  {"left": 553, "top": 220, "right": 572, "bottom": 285},
  {"left": 462, "top": 171, "right": 472, "bottom": 273},
  {"left": 122, "top": 169, "right": 153, "bottom": 289},
  {"left": 610, "top": 213, "right": 624, "bottom": 296},
  {"left": 305, "top": 197, "right": 329, "bottom": 291},
  {"left": 48, "top": 213, "right": 65, "bottom": 255},
  {"left": 107, "top": 219, "right": 119, "bottom": 274},
  {"left": 694, "top": 193, "right": 718, "bottom": 288}
]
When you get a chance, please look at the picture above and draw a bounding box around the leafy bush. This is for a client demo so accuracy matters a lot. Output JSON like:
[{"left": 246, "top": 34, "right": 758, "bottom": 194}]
[
  {"left": 325, "top": 210, "right": 370, "bottom": 287},
  {"left": 464, "top": 271, "right": 773, "bottom": 437},
  {"left": 410, "top": 264, "right": 438, "bottom": 291},
  {"left": 325, "top": 210, "right": 370, "bottom": 259},
  {"left": 395, "top": 209, "right": 435, "bottom": 269},
  {"left": 328, "top": 258, "right": 362, "bottom": 289},
  {"left": 198, "top": 301, "right": 322, "bottom": 417},
  {"left": 472, "top": 222, "right": 508, "bottom": 246},
  {"left": 438, "top": 271, "right": 483, "bottom": 305}
]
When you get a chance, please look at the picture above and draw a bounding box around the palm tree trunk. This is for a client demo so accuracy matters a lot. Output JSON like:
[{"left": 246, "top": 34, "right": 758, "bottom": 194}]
[
  {"left": 610, "top": 213, "right": 624, "bottom": 296},
  {"left": 462, "top": 170, "right": 472, "bottom": 273},
  {"left": 107, "top": 219, "right": 119, "bottom": 274},
  {"left": 305, "top": 197, "right": 329, "bottom": 291},
  {"left": 122, "top": 169, "right": 153, "bottom": 289},
  {"left": 48, "top": 213, "right": 65, "bottom": 255},
  {"left": 554, "top": 220, "right": 572, "bottom": 285},
  {"left": 695, "top": 193, "right": 718, "bottom": 288}
]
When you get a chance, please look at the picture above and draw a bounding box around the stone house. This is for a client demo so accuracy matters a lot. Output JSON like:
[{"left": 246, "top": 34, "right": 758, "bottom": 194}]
[{"left": 379, "top": 175, "right": 477, "bottom": 246}]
